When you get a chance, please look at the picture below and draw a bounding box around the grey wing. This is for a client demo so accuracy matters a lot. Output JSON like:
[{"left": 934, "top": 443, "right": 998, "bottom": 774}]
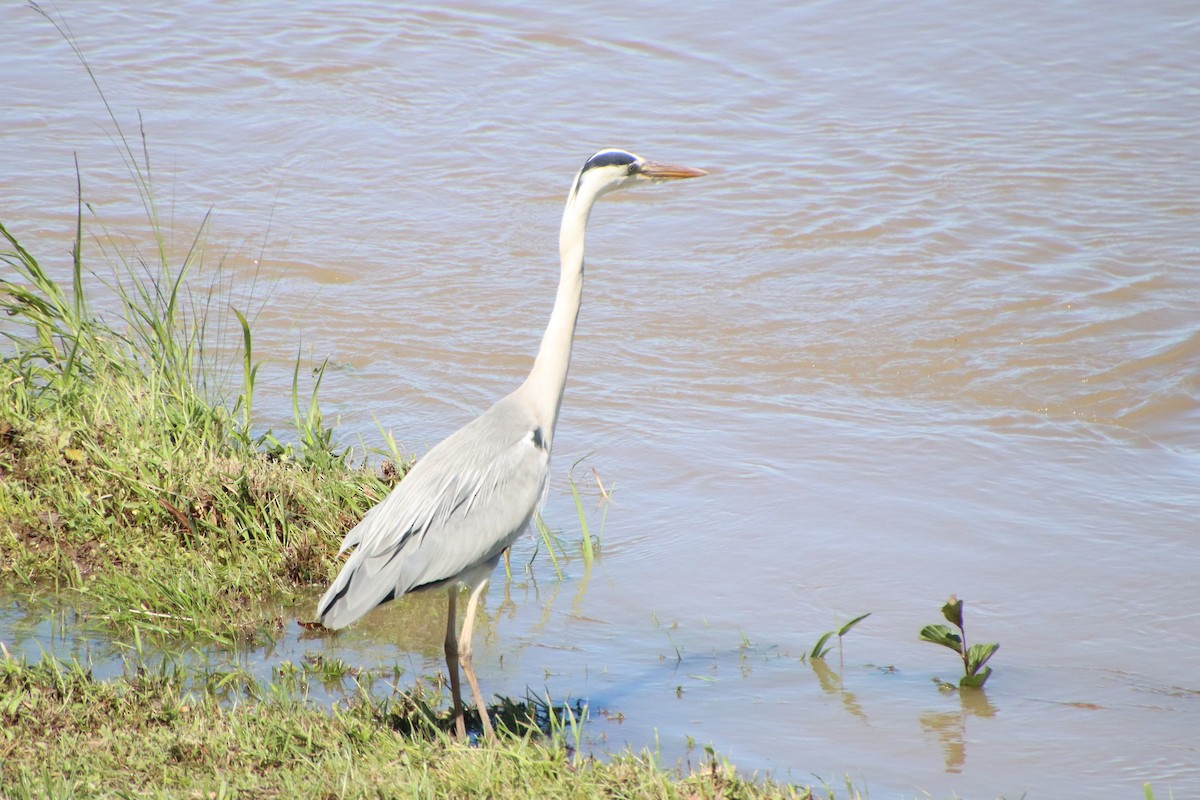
[{"left": 316, "top": 395, "right": 550, "bottom": 629}]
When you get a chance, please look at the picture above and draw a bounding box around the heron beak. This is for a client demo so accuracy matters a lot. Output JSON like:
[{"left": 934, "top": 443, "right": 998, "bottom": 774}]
[{"left": 637, "top": 161, "right": 708, "bottom": 180}]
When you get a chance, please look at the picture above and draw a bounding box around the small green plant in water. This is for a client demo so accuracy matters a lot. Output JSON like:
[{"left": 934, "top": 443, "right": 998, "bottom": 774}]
[
  {"left": 568, "top": 456, "right": 613, "bottom": 567},
  {"left": 919, "top": 594, "right": 999, "bottom": 689},
  {"left": 807, "top": 613, "right": 871, "bottom": 661}
]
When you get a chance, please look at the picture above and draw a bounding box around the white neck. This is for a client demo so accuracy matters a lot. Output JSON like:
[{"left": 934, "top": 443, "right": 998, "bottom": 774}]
[{"left": 519, "top": 180, "right": 597, "bottom": 444}]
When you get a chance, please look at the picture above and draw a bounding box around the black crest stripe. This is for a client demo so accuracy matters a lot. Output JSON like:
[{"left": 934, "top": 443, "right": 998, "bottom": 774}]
[{"left": 582, "top": 150, "right": 636, "bottom": 172}]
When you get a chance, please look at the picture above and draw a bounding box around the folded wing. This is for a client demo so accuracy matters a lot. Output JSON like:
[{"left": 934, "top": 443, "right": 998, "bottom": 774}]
[{"left": 317, "top": 394, "right": 550, "bottom": 629}]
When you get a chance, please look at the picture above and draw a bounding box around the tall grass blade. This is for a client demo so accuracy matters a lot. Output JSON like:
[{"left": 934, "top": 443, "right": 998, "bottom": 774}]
[
  {"left": 533, "top": 513, "right": 563, "bottom": 580},
  {"left": 231, "top": 307, "right": 258, "bottom": 439},
  {"left": 838, "top": 612, "right": 871, "bottom": 637},
  {"left": 568, "top": 473, "right": 593, "bottom": 565},
  {"left": 809, "top": 631, "right": 835, "bottom": 661}
]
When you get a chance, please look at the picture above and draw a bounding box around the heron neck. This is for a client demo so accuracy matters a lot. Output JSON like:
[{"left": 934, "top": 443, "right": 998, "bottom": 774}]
[{"left": 524, "top": 189, "right": 594, "bottom": 439}]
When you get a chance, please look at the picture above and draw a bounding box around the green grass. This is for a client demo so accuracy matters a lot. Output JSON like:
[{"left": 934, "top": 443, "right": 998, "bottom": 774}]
[
  {"left": 0, "top": 10, "right": 407, "bottom": 647},
  {"left": 0, "top": 210, "right": 399, "bottom": 645},
  {"left": 0, "top": 652, "right": 834, "bottom": 799},
  {"left": 0, "top": 82, "right": 408, "bottom": 652}
]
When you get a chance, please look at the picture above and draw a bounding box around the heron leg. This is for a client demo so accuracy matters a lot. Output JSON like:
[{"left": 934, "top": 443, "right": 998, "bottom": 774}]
[
  {"left": 444, "top": 586, "right": 467, "bottom": 741},
  {"left": 458, "top": 578, "right": 495, "bottom": 742}
]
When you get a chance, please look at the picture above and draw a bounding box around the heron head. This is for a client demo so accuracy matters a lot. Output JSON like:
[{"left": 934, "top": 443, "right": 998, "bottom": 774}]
[{"left": 570, "top": 148, "right": 707, "bottom": 201}]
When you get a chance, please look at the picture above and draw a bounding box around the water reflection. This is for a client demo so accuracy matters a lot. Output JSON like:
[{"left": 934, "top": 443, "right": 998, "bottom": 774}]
[
  {"left": 805, "top": 653, "right": 999, "bottom": 776},
  {"left": 810, "top": 658, "right": 868, "bottom": 723},
  {"left": 918, "top": 689, "right": 998, "bottom": 774}
]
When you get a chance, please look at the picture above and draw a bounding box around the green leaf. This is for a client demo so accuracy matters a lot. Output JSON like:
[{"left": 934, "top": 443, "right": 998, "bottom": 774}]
[
  {"left": 959, "top": 666, "right": 992, "bottom": 688},
  {"left": 838, "top": 612, "right": 871, "bottom": 637},
  {"left": 568, "top": 473, "right": 593, "bottom": 565},
  {"left": 918, "top": 624, "right": 963, "bottom": 653},
  {"left": 941, "top": 595, "right": 964, "bottom": 629},
  {"left": 533, "top": 513, "right": 562, "bottom": 580},
  {"left": 810, "top": 631, "right": 835, "bottom": 660},
  {"left": 966, "top": 642, "right": 999, "bottom": 673}
]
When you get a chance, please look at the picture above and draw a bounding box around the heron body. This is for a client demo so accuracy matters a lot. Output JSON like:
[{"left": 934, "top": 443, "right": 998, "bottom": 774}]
[{"left": 316, "top": 149, "right": 705, "bottom": 741}]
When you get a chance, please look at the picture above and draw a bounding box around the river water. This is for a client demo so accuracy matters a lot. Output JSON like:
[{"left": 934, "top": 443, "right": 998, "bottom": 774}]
[{"left": 2, "top": 2, "right": 1198, "bottom": 797}]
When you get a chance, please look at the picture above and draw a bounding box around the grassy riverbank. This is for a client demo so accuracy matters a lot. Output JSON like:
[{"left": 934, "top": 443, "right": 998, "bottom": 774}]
[
  {"left": 1, "top": 652, "right": 830, "bottom": 799},
  {"left": 0, "top": 212, "right": 395, "bottom": 645}
]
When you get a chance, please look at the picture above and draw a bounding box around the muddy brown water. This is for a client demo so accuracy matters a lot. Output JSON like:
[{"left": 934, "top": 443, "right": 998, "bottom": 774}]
[{"left": 3, "top": 2, "right": 1199, "bottom": 796}]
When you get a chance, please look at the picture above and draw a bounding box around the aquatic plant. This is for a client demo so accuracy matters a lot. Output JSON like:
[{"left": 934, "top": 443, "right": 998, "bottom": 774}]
[
  {"left": 569, "top": 457, "right": 612, "bottom": 567},
  {"left": 919, "top": 595, "right": 999, "bottom": 689},
  {"left": 806, "top": 613, "right": 871, "bottom": 662}
]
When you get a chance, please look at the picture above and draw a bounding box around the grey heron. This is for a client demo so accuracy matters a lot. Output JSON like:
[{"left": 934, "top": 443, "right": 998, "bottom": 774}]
[{"left": 316, "top": 149, "right": 706, "bottom": 742}]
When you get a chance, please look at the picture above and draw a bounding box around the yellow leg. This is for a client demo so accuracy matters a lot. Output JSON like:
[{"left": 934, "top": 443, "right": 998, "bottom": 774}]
[
  {"left": 458, "top": 578, "right": 495, "bottom": 742},
  {"left": 444, "top": 586, "right": 467, "bottom": 741}
]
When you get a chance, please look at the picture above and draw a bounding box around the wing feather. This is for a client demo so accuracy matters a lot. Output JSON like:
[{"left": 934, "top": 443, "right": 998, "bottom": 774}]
[{"left": 316, "top": 394, "right": 550, "bottom": 629}]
